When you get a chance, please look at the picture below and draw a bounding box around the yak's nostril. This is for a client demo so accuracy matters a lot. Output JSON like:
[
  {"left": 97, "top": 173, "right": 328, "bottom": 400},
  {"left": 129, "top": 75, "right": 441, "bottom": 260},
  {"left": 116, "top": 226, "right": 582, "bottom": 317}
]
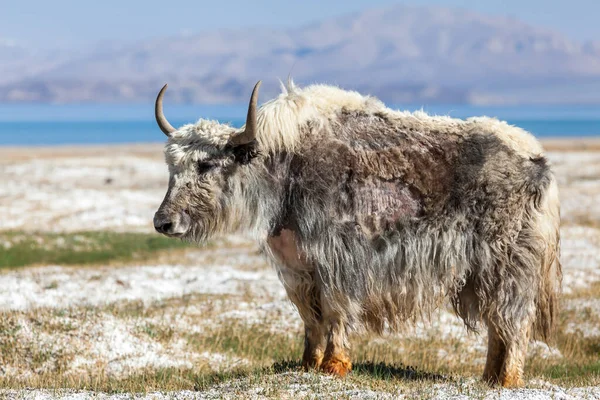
[{"left": 154, "top": 220, "right": 173, "bottom": 234}]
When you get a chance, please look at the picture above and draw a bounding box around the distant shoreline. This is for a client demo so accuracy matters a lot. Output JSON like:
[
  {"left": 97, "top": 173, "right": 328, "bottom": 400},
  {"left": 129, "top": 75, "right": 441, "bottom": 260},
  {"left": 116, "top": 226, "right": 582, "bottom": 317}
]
[
  {"left": 539, "top": 137, "right": 600, "bottom": 151},
  {"left": 0, "top": 143, "right": 164, "bottom": 162}
]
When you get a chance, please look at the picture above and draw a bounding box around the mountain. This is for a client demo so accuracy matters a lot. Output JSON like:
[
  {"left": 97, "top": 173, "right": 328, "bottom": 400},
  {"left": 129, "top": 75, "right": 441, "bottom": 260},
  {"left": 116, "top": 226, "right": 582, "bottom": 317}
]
[{"left": 2, "top": 5, "right": 600, "bottom": 105}]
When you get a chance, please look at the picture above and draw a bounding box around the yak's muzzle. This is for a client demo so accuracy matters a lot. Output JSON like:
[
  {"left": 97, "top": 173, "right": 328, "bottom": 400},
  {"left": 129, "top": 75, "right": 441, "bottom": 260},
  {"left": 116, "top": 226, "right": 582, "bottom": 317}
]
[{"left": 153, "top": 210, "right": 191, "bottom": 237}]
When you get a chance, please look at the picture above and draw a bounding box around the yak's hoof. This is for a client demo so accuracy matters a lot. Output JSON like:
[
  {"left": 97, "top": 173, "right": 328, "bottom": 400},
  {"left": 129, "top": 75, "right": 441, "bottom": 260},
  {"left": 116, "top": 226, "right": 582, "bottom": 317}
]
[
  {"left": 302, "top": 350, "right": 324, "bottom": 371},
  {"left": 321, "top": 354, "right": 352, "bottom": 377},
  {"left": 483, "top": 372, "right": 524, "bottom": 388},
  {"left": 501, "top": 374, "right": 524, "bottom": 388}
]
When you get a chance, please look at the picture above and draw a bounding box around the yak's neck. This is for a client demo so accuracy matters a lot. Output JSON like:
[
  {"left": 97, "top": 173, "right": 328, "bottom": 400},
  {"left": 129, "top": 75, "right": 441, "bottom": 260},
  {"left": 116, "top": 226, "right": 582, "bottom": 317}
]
[{"left": 225, "top": 153, "right": 290, "bottom": 241}]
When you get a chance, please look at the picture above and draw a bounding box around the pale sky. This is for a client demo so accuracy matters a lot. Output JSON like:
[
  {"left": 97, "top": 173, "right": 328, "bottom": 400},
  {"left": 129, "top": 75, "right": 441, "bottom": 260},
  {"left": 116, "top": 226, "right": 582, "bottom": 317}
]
[{"left": 1, "top": 0, "right": 599, "bottom": 49}]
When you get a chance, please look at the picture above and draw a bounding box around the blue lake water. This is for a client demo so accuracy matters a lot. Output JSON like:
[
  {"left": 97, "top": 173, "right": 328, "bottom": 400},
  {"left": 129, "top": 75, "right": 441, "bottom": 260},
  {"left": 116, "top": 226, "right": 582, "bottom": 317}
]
[{"left": 0, "top": 103, "right": 599, "bottom": 145}]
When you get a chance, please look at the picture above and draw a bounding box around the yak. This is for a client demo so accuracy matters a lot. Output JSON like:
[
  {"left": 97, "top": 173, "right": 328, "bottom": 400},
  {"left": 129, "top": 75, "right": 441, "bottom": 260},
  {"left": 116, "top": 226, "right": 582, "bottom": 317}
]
[{"left": 152, "top": 80, "right": 561, "bottom": 387}]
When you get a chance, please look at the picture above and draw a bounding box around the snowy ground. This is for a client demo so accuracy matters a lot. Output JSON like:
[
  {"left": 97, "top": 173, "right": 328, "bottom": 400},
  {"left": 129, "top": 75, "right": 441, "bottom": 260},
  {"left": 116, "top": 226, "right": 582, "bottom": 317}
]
[
  {"left": 0, "top": 143, "right": 599, "bottom": 399},
  {"left": 2, "top": 381, "right": 600, "bottom": 400},
  {"left": 0, "top": 145, "right": 165, "bottom": 232}
]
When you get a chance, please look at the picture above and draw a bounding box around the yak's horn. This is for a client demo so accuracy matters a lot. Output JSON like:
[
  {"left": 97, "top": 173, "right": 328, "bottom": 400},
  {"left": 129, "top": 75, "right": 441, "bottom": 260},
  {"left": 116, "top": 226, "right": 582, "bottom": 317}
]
[
  {"left": 155, "top": 84, "right": 176, "bottom": 136},
  {"left": 230, "top": 81, "right": 261, "bottom": 145}
]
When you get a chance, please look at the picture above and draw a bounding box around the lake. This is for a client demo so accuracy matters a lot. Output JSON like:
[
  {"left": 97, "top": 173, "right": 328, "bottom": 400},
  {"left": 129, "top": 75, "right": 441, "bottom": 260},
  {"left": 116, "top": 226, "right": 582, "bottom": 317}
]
[{"left": 0, "top": 103, "right": 599, "bottom": 145}]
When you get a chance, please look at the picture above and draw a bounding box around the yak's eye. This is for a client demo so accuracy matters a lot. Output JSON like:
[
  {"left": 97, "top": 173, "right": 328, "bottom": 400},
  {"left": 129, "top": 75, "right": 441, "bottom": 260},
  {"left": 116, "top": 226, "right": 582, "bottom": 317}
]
[{"left": 197, "top": 161, "right": 215, "bottom": 174}]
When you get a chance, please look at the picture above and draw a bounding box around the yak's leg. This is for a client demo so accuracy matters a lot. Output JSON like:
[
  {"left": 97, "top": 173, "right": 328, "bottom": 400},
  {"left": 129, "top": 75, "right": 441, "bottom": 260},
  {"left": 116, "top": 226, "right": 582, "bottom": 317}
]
[
  {"left": 303, "top": 323, "right": 326, "bottom": 370},
  {"left": 276, "top": 269, "right": 326, "bottom": 371},
  {"left": 483, "top": 323, "right": 506, "bottom": 384},
  {"left": 483, "top": 316, "right": 531, "bottom": 388},
  {"left": 320, "top": 302, "right": 352, "bottom": 377},
  {"left": 321, "top": 320, "right": 352, "bottom": 377},
  {"left": 500, "top": 326, "right": 530, "bottom": 388},
  {"left": 266, "top": 230, "right": 326, "bottom": 370},
  {"left": 299, "top": 278, "right": 327, "bottom": 370}
]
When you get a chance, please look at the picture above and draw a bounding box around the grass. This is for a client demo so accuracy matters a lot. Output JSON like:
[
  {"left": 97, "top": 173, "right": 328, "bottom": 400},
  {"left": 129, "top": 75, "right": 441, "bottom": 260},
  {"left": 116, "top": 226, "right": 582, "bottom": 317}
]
[
  {"left": 0, "top": 231, "right": 195, "bottom": 269},
  {"left": 187, "top": 321, "right": 304, "bottom": 365},
  {"left": 1, "top": 288, "right": 598, "bottom": 395}
]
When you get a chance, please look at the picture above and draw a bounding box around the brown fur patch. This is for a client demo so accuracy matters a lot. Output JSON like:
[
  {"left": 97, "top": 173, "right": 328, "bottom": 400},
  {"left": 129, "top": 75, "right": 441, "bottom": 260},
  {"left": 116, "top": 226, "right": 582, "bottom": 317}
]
[
  {"left": 266, "top": 229, "right": 308, "bottom": 271},
  {"left": 321, "top": 352, "right": 353, "bottom": 378}
]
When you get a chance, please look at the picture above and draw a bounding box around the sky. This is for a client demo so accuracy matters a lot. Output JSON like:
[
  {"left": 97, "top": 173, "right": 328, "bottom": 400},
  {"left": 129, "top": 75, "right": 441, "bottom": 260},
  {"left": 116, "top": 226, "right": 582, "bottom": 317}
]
[{"left": 1, "top": 0, "right": 599, "bottom": 50}]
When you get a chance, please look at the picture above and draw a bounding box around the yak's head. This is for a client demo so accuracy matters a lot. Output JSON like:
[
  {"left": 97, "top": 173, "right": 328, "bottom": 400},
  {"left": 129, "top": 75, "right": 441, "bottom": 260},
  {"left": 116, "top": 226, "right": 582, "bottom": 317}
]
[{"left": 153, "top": 82, "right": 262, "bottom": 241}]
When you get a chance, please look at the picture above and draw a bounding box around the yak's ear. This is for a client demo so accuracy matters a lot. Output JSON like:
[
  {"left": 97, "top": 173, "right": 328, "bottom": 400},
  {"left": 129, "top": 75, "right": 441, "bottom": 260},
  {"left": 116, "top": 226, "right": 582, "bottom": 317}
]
[
  {"left": 228, "top": 81, "right": 261, "bottom": 146},
  {"left": 229, "top": 140, "right": 259, "bottom": 165}
]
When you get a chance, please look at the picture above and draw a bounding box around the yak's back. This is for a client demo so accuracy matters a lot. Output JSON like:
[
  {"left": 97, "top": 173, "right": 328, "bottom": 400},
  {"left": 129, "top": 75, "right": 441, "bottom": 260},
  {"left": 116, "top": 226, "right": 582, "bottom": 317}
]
[{"left": 287, "top": 98, "right": 552, "bottom": 239}]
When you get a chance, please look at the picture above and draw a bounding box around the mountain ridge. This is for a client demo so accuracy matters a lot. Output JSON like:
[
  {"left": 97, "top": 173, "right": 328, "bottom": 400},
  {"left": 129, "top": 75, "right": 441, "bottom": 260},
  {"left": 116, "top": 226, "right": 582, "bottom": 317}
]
[{"left": 2, "top": 4, "right": 600, "bottom": 105}]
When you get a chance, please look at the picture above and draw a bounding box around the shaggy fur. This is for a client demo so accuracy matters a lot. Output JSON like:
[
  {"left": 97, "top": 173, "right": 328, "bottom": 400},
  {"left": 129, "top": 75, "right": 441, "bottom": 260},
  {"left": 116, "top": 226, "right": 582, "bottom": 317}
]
[{"left": 154, "top": 81, "right": 561, "bottom": 387}]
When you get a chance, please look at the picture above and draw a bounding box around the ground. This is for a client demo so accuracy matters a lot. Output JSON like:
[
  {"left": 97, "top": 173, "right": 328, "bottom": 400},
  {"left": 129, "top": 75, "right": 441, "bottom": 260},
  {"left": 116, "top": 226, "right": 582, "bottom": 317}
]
[{"left": 0, "top": 141, "right": 599, "bottom": 399}]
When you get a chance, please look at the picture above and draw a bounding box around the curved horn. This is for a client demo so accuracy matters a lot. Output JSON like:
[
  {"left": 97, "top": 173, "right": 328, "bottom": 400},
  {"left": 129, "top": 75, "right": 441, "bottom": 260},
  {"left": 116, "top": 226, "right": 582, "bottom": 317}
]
[
  {"left": 155, "top": 84, "right": 176, "bottom": 136},
  {"left": 231, "top": 81, "right": 261, "bottom": 146}
]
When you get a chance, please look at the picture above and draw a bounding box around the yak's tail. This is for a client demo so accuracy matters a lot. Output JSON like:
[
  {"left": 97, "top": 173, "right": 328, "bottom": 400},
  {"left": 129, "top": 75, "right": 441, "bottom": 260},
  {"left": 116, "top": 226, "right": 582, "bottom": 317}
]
[{"left": 532, "top": 175, "right": 562, "bottom": 342}]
